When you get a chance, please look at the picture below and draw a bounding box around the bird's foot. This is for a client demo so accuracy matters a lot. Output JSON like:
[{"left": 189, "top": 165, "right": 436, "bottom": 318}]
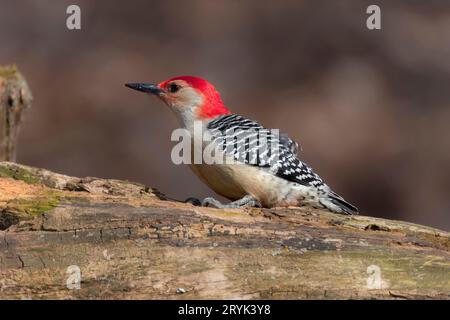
[
  {"left": 184, "top": 197, "right": 202, "bottom": 206},
  {"left": 201, "top": 195, "right": 262, "bottom": 209}
]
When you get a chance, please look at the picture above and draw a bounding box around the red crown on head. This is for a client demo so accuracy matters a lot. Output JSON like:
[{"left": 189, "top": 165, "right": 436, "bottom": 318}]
[{"left": 159, "top": 76, "right": 231, "bottom": 119}]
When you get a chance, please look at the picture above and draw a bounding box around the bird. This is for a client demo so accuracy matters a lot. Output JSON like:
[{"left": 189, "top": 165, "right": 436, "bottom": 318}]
[{"left": 125, "top": 76, "right": 358, "bottom": 215}]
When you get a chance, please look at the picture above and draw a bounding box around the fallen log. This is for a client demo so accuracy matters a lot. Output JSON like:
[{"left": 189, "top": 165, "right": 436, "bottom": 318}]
[{"left": 0, "top": 162, "right": 449, "bottom": 299}]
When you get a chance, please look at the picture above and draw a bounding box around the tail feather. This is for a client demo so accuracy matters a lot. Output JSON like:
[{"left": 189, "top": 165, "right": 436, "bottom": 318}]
[{"left": 327, "top": 192, "right": 359, "bottom": 215}]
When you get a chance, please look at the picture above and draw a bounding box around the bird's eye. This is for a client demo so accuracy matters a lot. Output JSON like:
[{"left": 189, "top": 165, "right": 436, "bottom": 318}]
[{"left": 168, "top": 83, "right": 181, "bottom": 93}]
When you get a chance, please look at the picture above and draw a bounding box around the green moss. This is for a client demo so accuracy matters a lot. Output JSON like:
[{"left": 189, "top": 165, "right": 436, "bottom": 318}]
[
  {"left": 0, "top": 166, "right": 40, "bottom": 184},
  {"left": 8, "top": 194, "right": 60, "bottom": 217},
  {"left": 0, "top": 65, "right": 18, "bottom": 79}
]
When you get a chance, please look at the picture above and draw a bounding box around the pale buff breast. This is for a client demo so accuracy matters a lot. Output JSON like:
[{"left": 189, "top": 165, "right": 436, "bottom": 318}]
[
  {"left": 187, "top": 129, "right": 319, "bottom": 207},
  {"left": 189, "top": 162, "right": 307, "bottom": 207}
]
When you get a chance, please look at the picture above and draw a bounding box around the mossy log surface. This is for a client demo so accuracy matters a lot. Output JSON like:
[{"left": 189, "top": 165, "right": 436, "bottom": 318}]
[{"left": 0, "top": 162, "right": 449, "bottom": 299}]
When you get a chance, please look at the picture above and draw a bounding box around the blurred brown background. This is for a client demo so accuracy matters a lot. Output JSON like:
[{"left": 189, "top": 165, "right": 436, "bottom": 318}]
[{"left": 1, "top": 0, "right": 449, "bottom": 230}]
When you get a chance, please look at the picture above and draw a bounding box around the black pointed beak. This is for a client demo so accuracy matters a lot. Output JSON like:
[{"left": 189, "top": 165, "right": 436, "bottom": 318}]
[{"left": 125, "top": 83, "right": 165, "bottom": 96}]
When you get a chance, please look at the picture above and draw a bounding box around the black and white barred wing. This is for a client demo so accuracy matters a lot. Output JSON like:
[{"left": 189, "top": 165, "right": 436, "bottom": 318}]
[
  {"left": 279, "top": 132, "right": 300, "bottom": 155},
  {"left": 207, "top": 114, "right": 323, "bottom": 187},
  {"left": 207, "top": 114, "right": 358, "bottom": 214}
]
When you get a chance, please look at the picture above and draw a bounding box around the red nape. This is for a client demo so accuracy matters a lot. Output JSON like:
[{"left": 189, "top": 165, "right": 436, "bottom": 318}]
[{"left": 160, "top": 76, "right": 231, "bottom": 119}]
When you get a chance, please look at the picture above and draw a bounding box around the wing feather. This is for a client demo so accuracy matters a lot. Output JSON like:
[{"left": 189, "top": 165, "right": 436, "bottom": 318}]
[{"left": 207, "top": 114, "right": 324, "bottom": 189}]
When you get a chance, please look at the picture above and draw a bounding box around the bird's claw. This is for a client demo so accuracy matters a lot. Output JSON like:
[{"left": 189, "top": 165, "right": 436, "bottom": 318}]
[
  {"left": 184, "top": 197, "right": 202, "bottom": 206},
  {"left": 246, "top": 199, "right": 262, "bottom": 208},
  {"left": 201, "top": 197, "right": 224, "bottom": 208},
  {"left": 201, "top": 196, "right": 262, "bottom": 209}
]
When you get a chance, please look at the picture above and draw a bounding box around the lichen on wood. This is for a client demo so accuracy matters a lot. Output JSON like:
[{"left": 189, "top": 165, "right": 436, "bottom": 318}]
[
  {"left": 0, "top": 162, "right": 449, "bottom": 299},
  {"left": 0, "top": 65, "right": 32, "bottom": 162}
]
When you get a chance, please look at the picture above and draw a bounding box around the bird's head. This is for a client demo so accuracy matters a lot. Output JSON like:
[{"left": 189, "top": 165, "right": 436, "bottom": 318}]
[{"left": 126, "top": 76, "right": 231, "bottom": 122}]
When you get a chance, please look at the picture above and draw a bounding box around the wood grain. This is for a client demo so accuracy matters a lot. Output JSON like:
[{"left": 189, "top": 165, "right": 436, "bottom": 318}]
[{"left": 0, "top": 162, "right": 449, "bottom": 299}]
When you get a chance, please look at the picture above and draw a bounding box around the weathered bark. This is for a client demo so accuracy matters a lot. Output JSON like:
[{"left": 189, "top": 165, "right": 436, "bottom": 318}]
[
  {"left": 0, "top": 162, "right": 449, "bottom": 299},
  {"left": 0, "top": 66, "right": 32, "bottom": 162}
]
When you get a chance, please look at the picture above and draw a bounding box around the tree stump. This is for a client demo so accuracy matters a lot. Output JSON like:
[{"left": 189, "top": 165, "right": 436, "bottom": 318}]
[
  {"left": 0, "top": 162, "right": 449, "bottom": 299},
  {"left": 0, "top": 65, "right": 32, "bottom": 162}
]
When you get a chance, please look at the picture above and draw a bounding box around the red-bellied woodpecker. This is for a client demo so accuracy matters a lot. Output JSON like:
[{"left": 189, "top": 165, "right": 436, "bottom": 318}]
[{"left": 125, "top": 76, "right": 358, "bottom": 214}]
